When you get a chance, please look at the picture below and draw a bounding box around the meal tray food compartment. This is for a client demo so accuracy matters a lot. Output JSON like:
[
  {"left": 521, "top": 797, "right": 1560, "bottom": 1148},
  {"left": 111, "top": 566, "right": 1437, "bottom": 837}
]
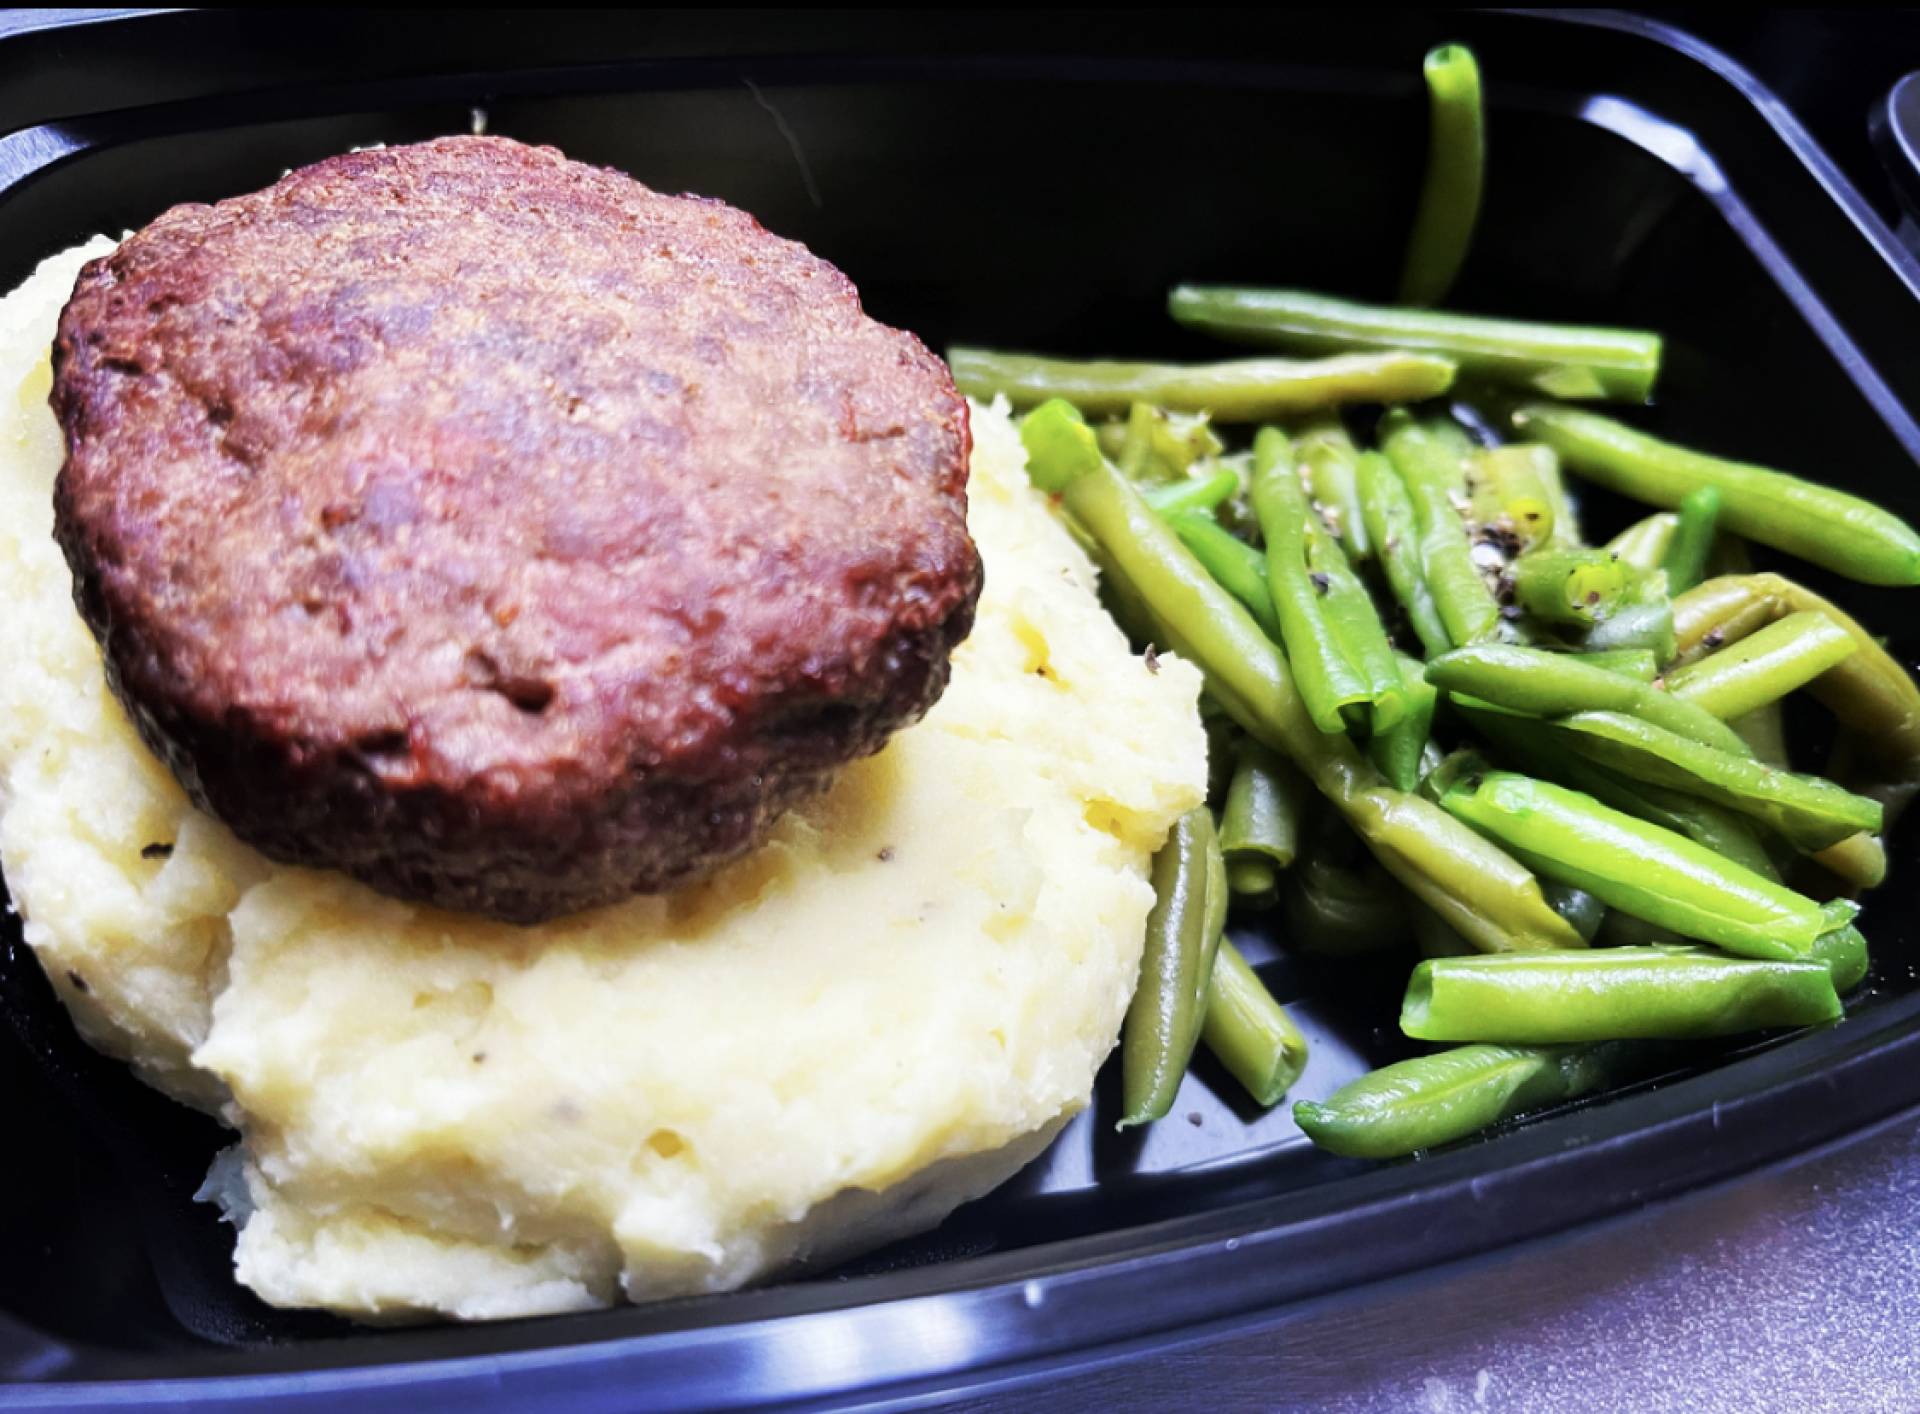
[{"left": 4, "top": 9, "right": 1919, "bottom": 1409}]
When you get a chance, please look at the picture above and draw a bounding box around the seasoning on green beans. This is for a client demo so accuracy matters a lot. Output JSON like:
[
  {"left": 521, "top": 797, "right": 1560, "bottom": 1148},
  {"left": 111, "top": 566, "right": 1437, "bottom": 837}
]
[
  {"left": 1468, "top": 444, "right": 1560, "bottom": 550},
  {"left": 1103, "top": 401, "right": 1226, "bottom": 481},
  {"left": 1202, "top": 941, "right": 1310, "bottom": 1107},
  {"left": 1423, "top": 643, "right": 1752, "bottom": 756},
  {"left": 1357, "top": 449, "right": 1453, "bottom": 657},
  {"left": 1400, "top": 947, "right": 1842, "bottom": 1044},
  {"left": 1296, "top": 416, "right": 1371, "bottom": 559},
  {"left": 1119, "top": 809, "right": 1222, "bottom": 1127},
  {"left": 1168, "top": 287, "right": 1662, "bottom": 402},
  {"left": 1438, "top": 770, "right": 1836, "bottom": 958},
  {"left": 1661, "top": 485, "right": 1722, "bottom": 595},
  {"left": 1514, "top": 402, "right": 1920, "bottom": 586},
  {"left": 1380, "top": 410, "right": 1504, "bottom": 646},
  {"left": 1252, "top": 427, "right": 1408, "bottom": 734},
  {"left": 950, "top": 346, "right": 1458, "bottom": 421},
  {"left": 1293, "top": 1043, "right": 1626, "bottom": 1159},
  {"left": 1665, "top": 610, "right": 1857, "bottom": 721},
  {"left": 1553, "top": 710, "right": 1883, "bottom": 852},
  {"left": 1510, "top": 546, "right": 1627, "bottom": 626}
]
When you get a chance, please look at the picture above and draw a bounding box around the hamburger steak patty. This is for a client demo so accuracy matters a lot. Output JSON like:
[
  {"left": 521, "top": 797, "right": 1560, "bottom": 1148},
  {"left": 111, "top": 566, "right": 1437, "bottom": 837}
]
[{"left": 51, "top": 136, "right": 979, "bottom": 923}]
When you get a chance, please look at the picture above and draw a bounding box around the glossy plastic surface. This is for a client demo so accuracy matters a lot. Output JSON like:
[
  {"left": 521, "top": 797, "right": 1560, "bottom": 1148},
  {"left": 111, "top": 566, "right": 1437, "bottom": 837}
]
[{"left": 3, "top": 9, "right": 1920, "bottom": 1409}]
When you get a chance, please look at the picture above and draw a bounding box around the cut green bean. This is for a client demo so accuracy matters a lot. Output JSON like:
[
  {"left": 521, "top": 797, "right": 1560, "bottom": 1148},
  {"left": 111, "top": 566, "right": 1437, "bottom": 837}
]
[
  {"left": 1228, "top": 857, "right": 1280, "bottom": 898},
  {"left": 1400, "top": 42, "right": 1486, "bottom": 305},
  {"left": 1665, "top": 610, "right": 1858, "bottom": 722},
  {"left": 1456, "top": 703, "right": 1782, "bottom": 881},
  {"left": 1605, "top": 512, "right": 1679, "bottom": 573},
  {"left": 1809, "top": 832, "right": 1887, "bottom": 893},
  {"left": 1252, "top": 428, "right": 1407, "bottom": 734},
  {"left": 1220, "top": 741, "right": 1308, "bottom": 871},
  {"left": 1554, "top": 709, "right": 1884, "bottom": 852},
  {"left": 1144, "top": 468, "right": 1241, "bottom": 518},
  {"left": 1381, "top": 410, "right": 1504, "bottom": 646},
  {"left": 1170, "top": 288, "right": 1662, "bottom": 402},
  {"left": 1662, "top": 485, "right": 1723, "bottom": 595},
  {"left": 1357, "top": 449, "right": 1453, "bottom": 657},
  {"left": 1674, "top": 574, "right": 1920, "bottom": 819},
  {"left": 1401, "top": 947, "right": 1842, "bottom": 1043},
  {"left": 1424, "top": 643, "right": 1753, "bottom": 756},
  {"left": 1468, "top": 444, "right": 1560, "bottom": 549},
  {"left": 1057, "top": 459, "right": 1584, "bottom": 953},
  {"left": 1109, "top": 402, "right": 1226, "bottom": 481},
  {"left": 1369, "top": 653, "right": 1440, "bottom": 791},
  {"left": 952, "top": 347, "right": 1457, "bottom": 421},
  {"left": 1119, "top": 809, "right": 1221, "bottom": 1128},
  {"left": 1202, "top": 941, "right": 1309, "bottom": 1107},
  {"left": 1812, "top": 923, "right": 1870, "bottom": 994},
  {"left": 1018, "top": 397, "right": 1105, "bottom": 493},
  {"left": 1511, "top": 547, "right": 1627, "bottom": 626},
  {"left": 1297, "top": 416, "right": 1371, "bottom": 559},
  {"left": 1293, "top": 1043, "right": 1624, "bottom": 1159},
  {"left": 1169, "top": 512, "right": 1283, "bottom": 641},
  {"left": 1514, "top": 403, "right": 1920, "bottom": 586},
  {"left": 1438, "top": 771, "right": 1834, "bottom": 958}
]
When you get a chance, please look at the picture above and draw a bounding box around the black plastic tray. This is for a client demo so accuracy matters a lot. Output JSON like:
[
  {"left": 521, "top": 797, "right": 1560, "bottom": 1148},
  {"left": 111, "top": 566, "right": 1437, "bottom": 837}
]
[{"left": 4, "top": 9, "right": 1920, "bottom": 1410}]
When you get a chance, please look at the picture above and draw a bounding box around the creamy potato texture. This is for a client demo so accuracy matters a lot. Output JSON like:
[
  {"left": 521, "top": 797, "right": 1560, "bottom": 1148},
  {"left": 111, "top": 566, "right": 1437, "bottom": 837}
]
[{"left": 0, "top": 242, "right": 1206, "bottom": 1320}]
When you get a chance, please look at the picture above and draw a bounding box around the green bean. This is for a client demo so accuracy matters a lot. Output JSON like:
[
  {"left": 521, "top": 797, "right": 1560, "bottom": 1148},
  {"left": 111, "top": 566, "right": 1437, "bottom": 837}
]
[
  {"left": 951, "top": 347, "right": 1457, "bottom": 421},
  {"left": 1296, "top": 416, "right": 1371, "bottom": 559},
  {"left": 1533, "top": 441, "right": 1582, "bottom": 543},
  {"left": 1665, "top": 611, "right": 1857, "bottom": 721},
  {"left": 1356, "top": 449, "right": 1453, "bottom": 657},
  {"left": 1809, "top": 832, "right": 1887, "bottom": 893},
  {"left": 1144, "top": 468, "right": 1241, "bottom": 518},
  {"left": 1438, "top": 771, "right": 1834, "bottom": 958},
  {"left": 1058, "top": 460, "right": 1582, "bottom": 953},
  {"left": 1107, "top": 402, "right": 1226, "bottom": 481},
  {"left": 1468, "top": 445, "right": 1559, "bottom": 551},
  {"left": 1284, "top": 849, "right": 1411, "bottom": 956},
  {"left": 1579, "top": 585, "right": 1677, "bottom": 662},
  {"left": 1120, "top": 809, "right": 1221, "bottom": 1128},
  {"left": 1456, "top": 703, "right": 1782, "bottom": 880},
  {"left": 1018, "top": 397, "right": 1106, "bottom": 492},
  {"left": 1514, "top": 403, "right": 1920, "bottom": 586},
  {"left": 1228, "top": 857, "right": 1280, "bottom": 898},
  {"left": 1575, "top": 649, "right": 1660, "bottom": 682},
  {"left": 1169, "top": 512, "right": 1283, "bottom": 640},
  {"left": 1401, "top": 947, "right": 1842, "bottom": 1044},
  {"left": 1812, "top": 923, "right": 1870, "bottom": 994},
  {"left": 1511, "top": 547, "right": 1627, "bottom": 627},
  {"left": 1381, "top": 410, "right": 1504, "bottom": 646},
  {"left": 1369, "top": 653, "right": 1439, "bottom": 791},
  {"left": 1293, "top": 1043, "right": 1624, "bottom": 1159},
  {"left": 1220, "top": 740, "right": 1308, "bottom": 871},
  {"left": 1662, "top": 485, "right": 1723, "bottom": 594},
  {"left": 1202, "top": 941, "right": 1309, "bottom": 1106},
  {"left": 1169, "top": 289, "right": 1662, "bottom": 403},
  {"left": 1605, "top": 512, "right": 1679, "bottom": 573},
  {"left": 1399, "top": 42, "right": 1486, "bottom": 305},
  {"left": 1674, "top": 574, "right": 1920, "bottom": 818},
  {"left": 1423, "top": 643, "right": 1752, "bottom": 756},
  {"left": 1731, "top": 704, "right": 1791, "bottom": 769},
  {"left": 1252, "top": 428, "right": 1407, "bottom": 734},
  {"left": 1554, "top": 709, "right": 1883, "bottom": 852}
]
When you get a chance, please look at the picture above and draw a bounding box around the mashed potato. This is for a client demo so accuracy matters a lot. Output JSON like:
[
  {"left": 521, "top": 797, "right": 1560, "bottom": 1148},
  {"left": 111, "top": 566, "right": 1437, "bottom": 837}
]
[{"left": 0, "top": 242, "right": 1206, "bottom": 1320}]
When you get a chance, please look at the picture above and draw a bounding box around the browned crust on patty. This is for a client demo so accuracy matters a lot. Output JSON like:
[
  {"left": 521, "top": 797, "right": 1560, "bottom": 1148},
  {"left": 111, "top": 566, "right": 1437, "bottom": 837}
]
[{"left": 51, "top": 135, "right": 978, "bottom": 922}]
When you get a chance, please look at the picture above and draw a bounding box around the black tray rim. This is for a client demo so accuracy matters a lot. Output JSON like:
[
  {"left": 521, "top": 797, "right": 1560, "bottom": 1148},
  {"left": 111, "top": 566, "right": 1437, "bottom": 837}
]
[{"left": 3, "top": 8, "right": 1919, "bottom": 1409}]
